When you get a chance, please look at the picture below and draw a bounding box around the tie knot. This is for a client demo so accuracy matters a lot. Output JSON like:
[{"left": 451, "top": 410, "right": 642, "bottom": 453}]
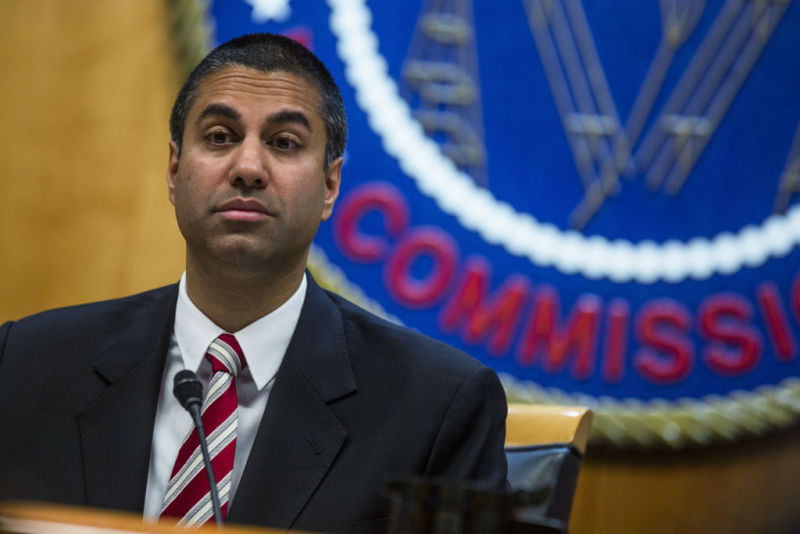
[{"left": 206, "top": 333, "right": 247, "bottom": 376}]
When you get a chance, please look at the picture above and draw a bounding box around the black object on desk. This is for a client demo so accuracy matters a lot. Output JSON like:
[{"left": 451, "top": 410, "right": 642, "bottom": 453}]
[{"left": 385, "top": 478, "right": 567, "bottom": 534}]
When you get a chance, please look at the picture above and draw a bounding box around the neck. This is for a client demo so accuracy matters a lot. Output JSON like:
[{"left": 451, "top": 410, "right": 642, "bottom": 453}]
[{"left": 184, "top": 256, "right": 306, "bottom": 333}]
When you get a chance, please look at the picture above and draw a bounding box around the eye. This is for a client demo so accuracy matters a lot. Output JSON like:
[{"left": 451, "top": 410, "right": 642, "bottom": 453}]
[
  {"left": 272, "top": 135, "right": 300, "bottom": 151},
  {"left": 206, "top": 129, "right": 235, "bottom": 145}
]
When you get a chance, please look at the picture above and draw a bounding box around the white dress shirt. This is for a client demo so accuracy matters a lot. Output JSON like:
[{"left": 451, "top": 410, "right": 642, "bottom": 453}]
[{"left": 143, "top": 273, "right": 307, "bottom": 519}]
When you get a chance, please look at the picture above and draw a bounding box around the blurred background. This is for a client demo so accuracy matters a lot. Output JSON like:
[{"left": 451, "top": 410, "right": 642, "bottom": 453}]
[
  {"left": 2, "top": 1, "right": 800, "bottom": 532},
  {"left": 0, "top": 1, "right": 183, "bottom": 319}
]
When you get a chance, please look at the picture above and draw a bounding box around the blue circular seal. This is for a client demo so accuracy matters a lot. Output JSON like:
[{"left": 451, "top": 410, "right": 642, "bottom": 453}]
[{"left": 208, "top": 0, "right": 800, "bottom": 446}]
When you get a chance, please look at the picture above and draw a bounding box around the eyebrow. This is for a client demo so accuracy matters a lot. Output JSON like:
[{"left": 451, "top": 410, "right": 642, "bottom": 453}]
[
  {"left": 196, "top": 105, "right": 312, "bottom": 133},
  {"left": 267, "top": 110, "right": 312, "bottom": 132},
  {"left": 198, "top": 103, "right": 240, "bottom": 122}
]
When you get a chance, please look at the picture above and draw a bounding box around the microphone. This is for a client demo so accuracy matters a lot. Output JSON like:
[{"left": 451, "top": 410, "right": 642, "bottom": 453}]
[
  {"left": 173, "top": 370, "right": 203, "bottom": 411},
  {"left": 173, "top": 370, "right": 224, "bottom": 527}
]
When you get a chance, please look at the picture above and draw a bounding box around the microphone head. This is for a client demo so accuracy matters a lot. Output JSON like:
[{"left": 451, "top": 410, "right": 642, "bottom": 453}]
[{"left": 173, "top": 369, "right": 203, "bottom": 411}]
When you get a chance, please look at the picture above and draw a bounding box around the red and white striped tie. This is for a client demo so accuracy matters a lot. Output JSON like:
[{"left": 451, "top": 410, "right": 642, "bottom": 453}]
[{"left": 160, "top": 333, "right": 247, "bottom": 526}]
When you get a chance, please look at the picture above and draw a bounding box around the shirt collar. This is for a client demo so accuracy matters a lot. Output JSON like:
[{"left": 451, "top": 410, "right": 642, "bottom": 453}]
[{"left": 174, "top": 272, "right": 307, "bottom": 390}]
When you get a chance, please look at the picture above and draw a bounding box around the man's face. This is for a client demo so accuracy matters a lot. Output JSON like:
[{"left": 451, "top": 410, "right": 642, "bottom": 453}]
[{"left": 167, "top": 66, "right": 341, "bottom": 275}]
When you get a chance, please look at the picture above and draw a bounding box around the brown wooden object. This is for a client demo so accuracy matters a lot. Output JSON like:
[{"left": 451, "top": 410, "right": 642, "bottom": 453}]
[
  {"left": 0, "top": 501, "right": 310, "bottom": 534},
  {"left": 505, "top": 403, "right": 593, "bottom": 455}
]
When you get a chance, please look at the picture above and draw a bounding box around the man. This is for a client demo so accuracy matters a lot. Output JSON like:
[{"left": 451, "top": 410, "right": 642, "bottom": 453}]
[{"left": 0, "top": 33, "right": 507, "bottom": 533}]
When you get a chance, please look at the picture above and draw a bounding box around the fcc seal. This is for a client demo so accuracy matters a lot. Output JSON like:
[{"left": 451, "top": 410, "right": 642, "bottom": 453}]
[{"left": 208, "top": 0, "right": 800, "bottom": 447}]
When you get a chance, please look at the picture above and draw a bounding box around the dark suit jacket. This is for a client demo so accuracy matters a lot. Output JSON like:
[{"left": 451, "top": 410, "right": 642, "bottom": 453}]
[{"left": 0, "top": 275, "right": 507, "bottom": 533}]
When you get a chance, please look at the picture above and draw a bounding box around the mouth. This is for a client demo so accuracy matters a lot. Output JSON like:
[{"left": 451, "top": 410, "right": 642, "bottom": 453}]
[{"left": 216, "top": 198, "right": 274, "bottom": 222}]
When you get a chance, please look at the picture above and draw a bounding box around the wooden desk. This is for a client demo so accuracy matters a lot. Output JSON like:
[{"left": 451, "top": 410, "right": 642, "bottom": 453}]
[{"left": 0, "top": 502, "right": 302, "bottom": 534}]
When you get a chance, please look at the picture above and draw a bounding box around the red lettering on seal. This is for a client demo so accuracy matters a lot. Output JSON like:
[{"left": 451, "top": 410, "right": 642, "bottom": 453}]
[
  {"left": 517, "top": 287, "right": 601, "bottom": 379},
  {"left": 699, "top": 294, "right": 762, "bottom": 376},
  {"left": 333, "top": 183, "right": 409, "bottom": 262},
  {"left": 439, "top": 257, "right": 531, "bottom": 356},
  {"left": 757, "top": 281, "right": 797, "bottom": 362},
  {"left": 633, "top": 300, "right": 693, "bottom": 384},
  {"left": 385, "top": 227, "right": 458, "bottom": 308}
]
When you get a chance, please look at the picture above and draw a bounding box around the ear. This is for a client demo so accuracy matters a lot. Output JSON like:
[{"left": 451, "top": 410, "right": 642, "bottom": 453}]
[
  {"left": 321, "top": 156, "right": 343, "bottom": 221},
  {"left": 166, "top": 140, "right": 180, "bottom": 206}
]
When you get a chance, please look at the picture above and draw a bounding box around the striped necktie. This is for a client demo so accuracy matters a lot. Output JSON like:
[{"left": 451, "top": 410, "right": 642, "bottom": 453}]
[{"left": 160, "top": 333, "right": 247, "bottom": 526}]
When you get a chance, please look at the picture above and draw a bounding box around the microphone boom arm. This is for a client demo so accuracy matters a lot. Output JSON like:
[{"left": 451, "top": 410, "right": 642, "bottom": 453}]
[{"left": 173, "top": 369, "right": 224, "bottom": 528}]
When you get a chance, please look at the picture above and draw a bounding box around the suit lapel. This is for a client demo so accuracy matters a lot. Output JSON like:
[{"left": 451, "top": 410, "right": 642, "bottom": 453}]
[
  {"left": 229, "top": 275, "right": 356, "bottom": 528},
  {"left": 75, "top": 285, "right": 178, "bottom": 512}
]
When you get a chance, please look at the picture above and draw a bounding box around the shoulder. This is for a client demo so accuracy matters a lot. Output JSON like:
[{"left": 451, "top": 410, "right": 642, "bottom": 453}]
[
  {"left": 320, "top": 289, "right": 503, "bottom": 406},
  {"left": 318, "top": 288, "right": 508, "bottom": 484},
  {"left": 7, "top": 285, "right": 176, "bottom": 326},
  {"left": 0, "top": 284, "right": 177, "bottom": 355},
  {"left": 325, "top": 289, "right": 484, "bottom": 374}
]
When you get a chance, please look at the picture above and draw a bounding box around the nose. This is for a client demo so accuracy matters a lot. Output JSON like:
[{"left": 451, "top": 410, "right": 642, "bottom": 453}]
[{"left": 229, "top": 137, "right": 268, "bottom": 188}]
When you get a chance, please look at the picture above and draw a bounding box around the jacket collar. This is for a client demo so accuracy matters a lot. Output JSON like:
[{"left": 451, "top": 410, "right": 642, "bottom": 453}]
[
  {"left": 229, "top": 273, "right": 357, "bottom": 528},
  {"left": 75, "top": 285, "right": 178, "bottom": 512}
]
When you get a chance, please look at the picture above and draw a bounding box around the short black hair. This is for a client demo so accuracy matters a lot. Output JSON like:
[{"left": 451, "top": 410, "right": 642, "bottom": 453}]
[{"left": 170, "top": 33, "right": 347, "bottom": 170}]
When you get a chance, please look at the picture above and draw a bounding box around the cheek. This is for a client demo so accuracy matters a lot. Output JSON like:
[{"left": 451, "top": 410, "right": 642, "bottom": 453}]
[
  {"left": 298, "top": 177, "right": 328, "bottom": 213},
  {"left": 173, "top": 175, "right": 203, "bottom": 220}
]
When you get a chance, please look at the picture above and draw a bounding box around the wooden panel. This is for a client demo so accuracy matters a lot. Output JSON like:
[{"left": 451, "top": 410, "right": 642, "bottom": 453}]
[
  {"left": 569, "top": 426, "right": 800, "bottom": 534},
  {"left": 0, "top": 0, "right": 184, "bottom": 321}
]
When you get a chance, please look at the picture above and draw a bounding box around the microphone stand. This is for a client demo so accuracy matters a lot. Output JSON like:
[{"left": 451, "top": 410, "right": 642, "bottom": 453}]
[{"left": 174, "top": 370, "right": 224, "bottom": 528}]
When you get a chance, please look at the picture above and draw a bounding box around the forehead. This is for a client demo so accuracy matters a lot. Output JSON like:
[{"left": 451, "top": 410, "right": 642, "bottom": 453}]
[{"left": 189, "top": 66, "right": 322, "bottom": 123}]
